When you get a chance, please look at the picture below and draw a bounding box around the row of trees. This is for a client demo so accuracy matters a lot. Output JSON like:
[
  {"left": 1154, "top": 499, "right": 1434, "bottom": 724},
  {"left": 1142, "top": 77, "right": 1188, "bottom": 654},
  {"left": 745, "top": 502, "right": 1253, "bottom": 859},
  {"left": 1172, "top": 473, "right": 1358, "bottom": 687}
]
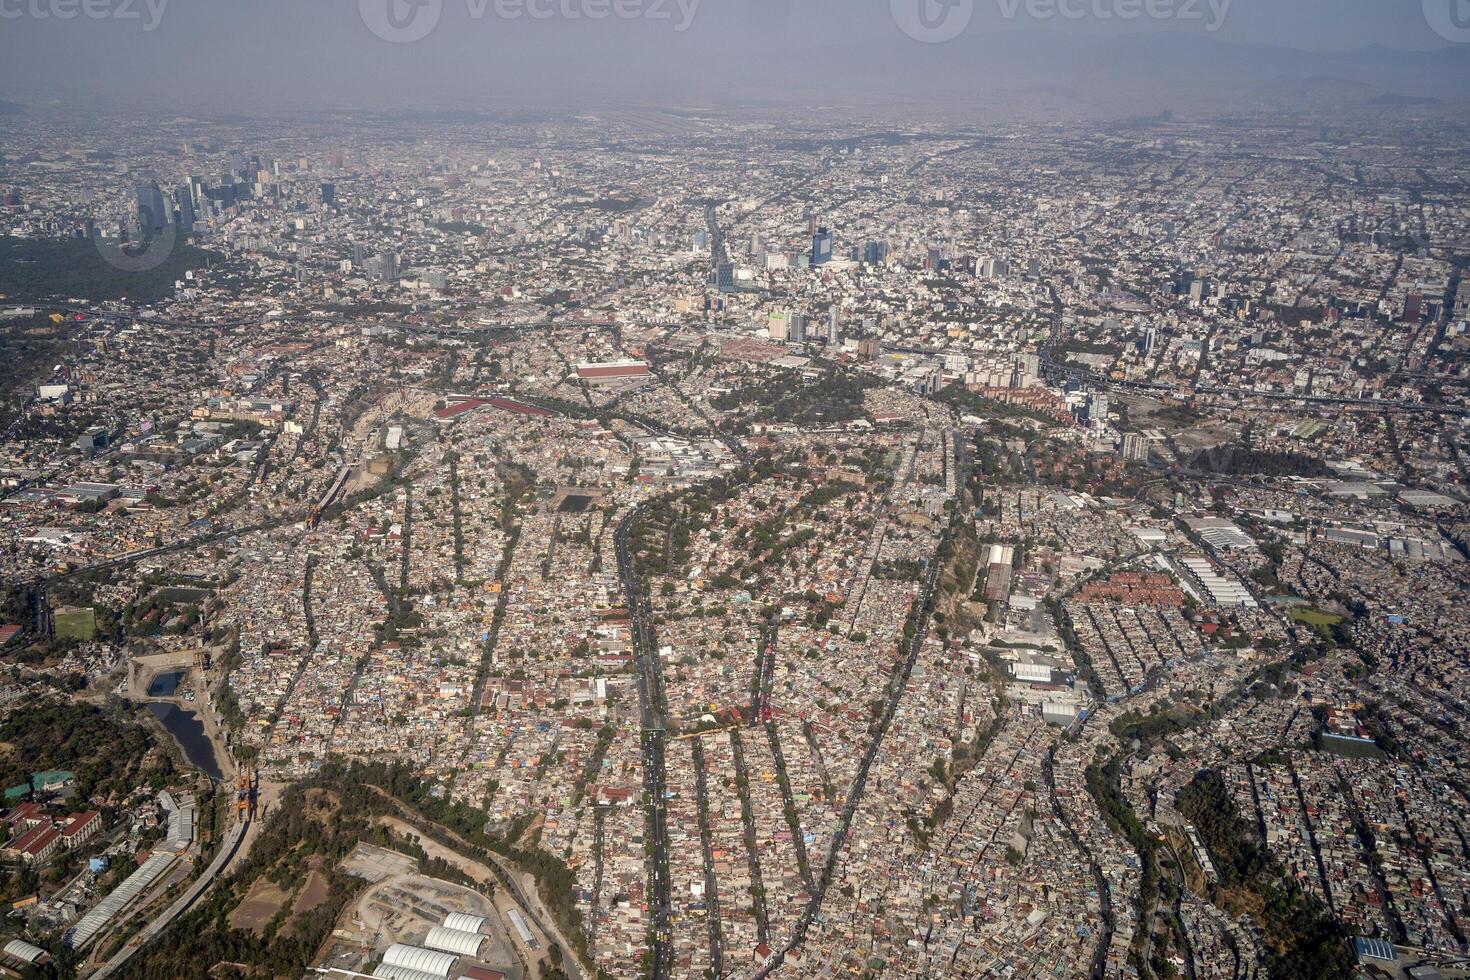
[
  {"left": 0, "top": 699, "right": 175, "bottom": 806},
  {"left": 712, "top": 366, "right": 876, "bottom": 429},
  {"left": 1176, "top": 769, "right": 1357, "bottom": 979},
  {"left": 1187, "top": 446, "right": 1331, "bottom": 478},
  {"left": 0, "top": 235, "right": 218, "bottom": 304}
]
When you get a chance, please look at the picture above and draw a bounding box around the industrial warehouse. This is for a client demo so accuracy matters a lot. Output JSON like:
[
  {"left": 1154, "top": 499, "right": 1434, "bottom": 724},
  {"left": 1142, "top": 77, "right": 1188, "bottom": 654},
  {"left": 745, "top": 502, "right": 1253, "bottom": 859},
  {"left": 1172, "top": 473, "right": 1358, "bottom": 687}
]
[
  {"left": 378, "top": 908, "right": 516, "bottom": 980},
  {"left": 315, "top": 909, "right": 509, "bottom": 980}
]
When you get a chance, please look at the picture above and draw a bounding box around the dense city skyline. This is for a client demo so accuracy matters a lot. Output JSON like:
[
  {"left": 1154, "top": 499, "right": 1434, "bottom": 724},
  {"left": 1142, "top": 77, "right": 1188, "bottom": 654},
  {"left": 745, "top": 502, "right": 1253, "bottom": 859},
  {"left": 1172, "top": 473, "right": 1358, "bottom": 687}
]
[{"left": 1, "top": 5, "right": 1469, "bottom": 980}]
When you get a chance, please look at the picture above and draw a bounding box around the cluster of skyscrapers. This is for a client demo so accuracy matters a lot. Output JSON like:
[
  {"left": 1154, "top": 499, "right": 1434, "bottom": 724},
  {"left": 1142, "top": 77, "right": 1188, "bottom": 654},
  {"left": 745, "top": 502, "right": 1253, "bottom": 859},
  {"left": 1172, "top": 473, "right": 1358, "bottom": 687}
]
[
  {"left": 767, "top": 306, "right": 843, "bottom": 345},
  {"left": 122, "top": 152, "right": 339, "bottom": 245},
  {"left": 131, "top": 180, "right": 199, "bottom": 239}
]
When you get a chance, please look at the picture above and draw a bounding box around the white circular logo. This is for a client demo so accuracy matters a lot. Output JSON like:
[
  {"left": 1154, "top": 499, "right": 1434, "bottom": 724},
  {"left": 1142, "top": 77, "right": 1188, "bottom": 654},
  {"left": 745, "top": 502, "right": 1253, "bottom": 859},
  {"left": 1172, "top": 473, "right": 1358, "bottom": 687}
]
[
  {"left": 360, "top": 0, "right": 443, "bottom": 43},
  {"left": 94, "top": 225, "right": 177, "bottom": 274},
  {"left": 1424, "top": 0, "right": 1470, "bottom": 43},
  {"left": 891, "top": 0, "right": 973, "bottom": 43}
]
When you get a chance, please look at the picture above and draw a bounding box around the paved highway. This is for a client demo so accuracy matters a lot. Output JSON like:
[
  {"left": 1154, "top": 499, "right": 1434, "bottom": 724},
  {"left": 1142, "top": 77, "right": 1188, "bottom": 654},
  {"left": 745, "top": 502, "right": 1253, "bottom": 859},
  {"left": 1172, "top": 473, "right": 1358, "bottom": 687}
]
[
  {"left": 613, "top": 505, "right": 674, "bottom": 979},
  {"left": 91, "top": 819, "right": 249, "bottom": 980}
]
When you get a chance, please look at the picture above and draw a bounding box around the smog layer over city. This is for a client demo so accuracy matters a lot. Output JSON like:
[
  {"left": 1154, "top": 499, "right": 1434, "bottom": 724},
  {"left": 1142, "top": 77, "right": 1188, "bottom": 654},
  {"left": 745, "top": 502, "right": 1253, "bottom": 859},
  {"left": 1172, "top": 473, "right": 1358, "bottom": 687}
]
[{"left": 1, "top": 2, "right": 1469, "bottom": 979}]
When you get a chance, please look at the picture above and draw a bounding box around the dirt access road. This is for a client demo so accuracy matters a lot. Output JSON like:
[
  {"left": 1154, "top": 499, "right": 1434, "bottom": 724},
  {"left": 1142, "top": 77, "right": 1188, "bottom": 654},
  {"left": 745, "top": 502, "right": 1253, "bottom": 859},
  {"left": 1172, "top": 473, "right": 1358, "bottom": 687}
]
[{"left": 363, "top": 787, "right": 587, "bottom": 980}]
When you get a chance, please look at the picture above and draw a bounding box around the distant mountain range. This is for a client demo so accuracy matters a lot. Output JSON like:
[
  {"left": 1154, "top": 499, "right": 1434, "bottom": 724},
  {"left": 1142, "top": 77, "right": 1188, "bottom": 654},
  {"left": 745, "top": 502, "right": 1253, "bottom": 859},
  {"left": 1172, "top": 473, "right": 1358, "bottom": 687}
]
[
  {"left": 745, "top": 30, "right": 1470, "bottom": 118},
  {"left": 1, "top": 30, "right": 1467, "bottom": 119}
]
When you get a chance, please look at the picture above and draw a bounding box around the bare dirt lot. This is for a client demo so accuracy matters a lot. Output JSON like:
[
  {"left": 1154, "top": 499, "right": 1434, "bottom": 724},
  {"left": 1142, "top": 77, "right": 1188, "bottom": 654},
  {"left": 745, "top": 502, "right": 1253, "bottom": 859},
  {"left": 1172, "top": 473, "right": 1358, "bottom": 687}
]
[
  {"left": 325, "top": 869, "right": 521, "bottom": 980},
  {"left": 339, "top": 841, "right": 417, "bottom": 883},
  {"left": 283, "top": 865, "right": 331, "bottom": 935},
  {"left": 227, "top": 878, "right": 292, "bottom": 935}
]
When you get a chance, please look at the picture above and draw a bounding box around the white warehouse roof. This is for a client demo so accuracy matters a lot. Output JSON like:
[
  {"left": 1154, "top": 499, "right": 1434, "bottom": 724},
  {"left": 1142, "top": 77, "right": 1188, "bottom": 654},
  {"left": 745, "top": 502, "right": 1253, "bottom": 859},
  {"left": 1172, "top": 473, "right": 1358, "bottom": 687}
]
[
  {"left": 66, "top": 852, "right": 177, "bottom": 949},
  {"left": 381, "top": 943, "right": 456, "bottom": 978},
  {"left": 373, "top": 965, "right": 446, "bottom": 980},
  {"left": 424, "top": 925, "right": 487, "bottom": 958},
  {"left": 442, "top": 912, "right": 487, "bottom": 934},
  {"left": 3, "top": 939, "right": 48, "bottom": 964}
]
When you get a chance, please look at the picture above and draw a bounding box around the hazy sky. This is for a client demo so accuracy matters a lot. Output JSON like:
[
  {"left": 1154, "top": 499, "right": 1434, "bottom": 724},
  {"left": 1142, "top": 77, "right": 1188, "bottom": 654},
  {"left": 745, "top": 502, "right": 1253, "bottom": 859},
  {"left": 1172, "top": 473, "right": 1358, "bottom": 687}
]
[{"left": 0, "top": 0, "right": 1463, "bottom": 111}]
